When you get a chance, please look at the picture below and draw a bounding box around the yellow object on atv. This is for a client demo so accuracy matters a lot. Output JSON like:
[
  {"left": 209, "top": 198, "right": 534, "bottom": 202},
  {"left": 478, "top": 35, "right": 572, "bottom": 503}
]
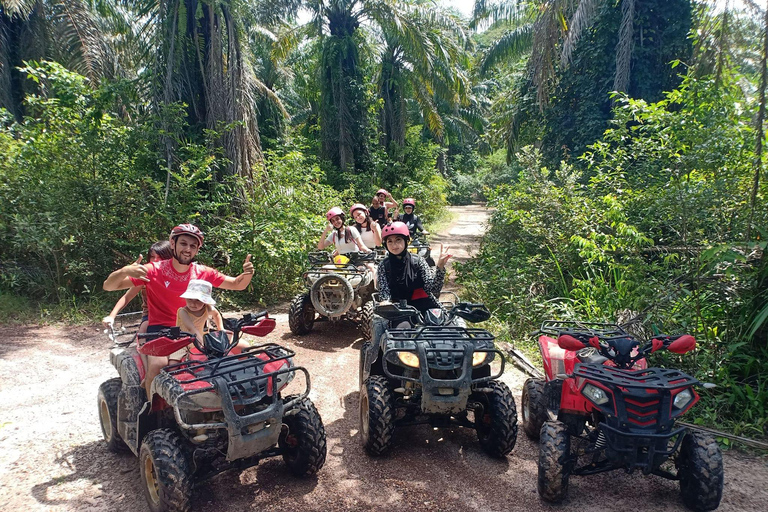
[{"left": 333, "top": 254, "right": 350, "bottom": 267}]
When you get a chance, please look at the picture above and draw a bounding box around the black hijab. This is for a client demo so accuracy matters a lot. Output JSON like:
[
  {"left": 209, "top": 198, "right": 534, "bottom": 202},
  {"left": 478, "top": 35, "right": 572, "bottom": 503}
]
[{"left": 384, "top": 237, "right": 423, "bottom": 300}]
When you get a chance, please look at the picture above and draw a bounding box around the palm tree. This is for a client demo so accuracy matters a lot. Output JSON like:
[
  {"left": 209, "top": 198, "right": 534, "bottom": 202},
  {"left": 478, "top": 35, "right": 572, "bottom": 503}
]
[
  {"left": 124, "top": 0, "right": 298, "bottom": 185},
  {"left": 376, "top": 6, "right": 471, "bottom": 161},
  {"left": 473, "top": 0, "right": 692, "bottom": 155},
  {"left": 301, "top": 0, "right": 455, "bottom": 174},
  {"left": 0, "top": 0, "right": 119, "bottom": 120}
]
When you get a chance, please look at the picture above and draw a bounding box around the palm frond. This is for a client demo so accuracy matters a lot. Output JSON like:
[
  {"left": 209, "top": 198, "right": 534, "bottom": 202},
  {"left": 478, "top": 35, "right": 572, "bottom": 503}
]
[
  {"left": 613, "top": 0, "right": 635, "bottom": 94},
  {"left": 560, "top": 0, "right": 603, "bottom": 68},
  {"left": 479, "top": 23, "right": 533, "bottom": 75},
  {"left": 1, "top": 0, "right": 37, "bottom": 18},
  {"left": 470, "top": 0, "right": 527, "bottom": 31}
]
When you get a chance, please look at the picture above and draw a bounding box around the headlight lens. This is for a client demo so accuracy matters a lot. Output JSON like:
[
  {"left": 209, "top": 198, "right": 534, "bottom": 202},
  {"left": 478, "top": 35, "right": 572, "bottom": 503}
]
[
  {"left": 582, "top": 383, "right": 610, "bottom": 405},
  {"left": 673, "top": 388, "right": 694, "bottom": 409},
  {"left": 472, "top": 352, "right": 488, "bottom": 366},
  {"left": 397, "top": 351, "right": 420, "bottom": 368}
]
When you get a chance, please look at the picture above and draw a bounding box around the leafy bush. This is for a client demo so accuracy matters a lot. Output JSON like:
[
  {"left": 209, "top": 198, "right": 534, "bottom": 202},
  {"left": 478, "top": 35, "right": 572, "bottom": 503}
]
[
  {"left": 458, "top": 72, "right": 768, "bottom": 432},
  {"left": 0, "top": 62, "right": 342, "bottom": 311}
]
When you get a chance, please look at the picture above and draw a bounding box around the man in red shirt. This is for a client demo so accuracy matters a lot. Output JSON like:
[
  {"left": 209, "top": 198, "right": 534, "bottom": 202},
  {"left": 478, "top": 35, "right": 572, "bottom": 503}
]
[{"left": 103, "top": 224, "right": 254, "bottom": 394}]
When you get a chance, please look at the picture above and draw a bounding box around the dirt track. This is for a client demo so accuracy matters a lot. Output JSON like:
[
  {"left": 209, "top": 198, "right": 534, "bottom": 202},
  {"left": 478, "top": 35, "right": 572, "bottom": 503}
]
[{"left": 1, "top": 205, "right": 767, "bottom": 512}]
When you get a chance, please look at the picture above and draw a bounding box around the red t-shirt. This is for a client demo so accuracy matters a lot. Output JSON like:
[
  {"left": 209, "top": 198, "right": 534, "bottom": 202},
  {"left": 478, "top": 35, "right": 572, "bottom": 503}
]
[{"left": 130, "top": 259, "right": 226, "bottom": 327}]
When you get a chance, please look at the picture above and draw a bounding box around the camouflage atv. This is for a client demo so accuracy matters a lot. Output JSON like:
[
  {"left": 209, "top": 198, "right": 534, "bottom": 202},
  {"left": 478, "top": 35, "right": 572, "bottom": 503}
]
[{"left": 289, "top": 251, "right": 376, "bottom": 339}]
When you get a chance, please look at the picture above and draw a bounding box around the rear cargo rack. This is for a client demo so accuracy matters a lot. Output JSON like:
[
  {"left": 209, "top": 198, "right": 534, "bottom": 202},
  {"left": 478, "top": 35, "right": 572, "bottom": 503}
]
[{"left": 538, "top": 320, "right": 630, "bottom": 338}]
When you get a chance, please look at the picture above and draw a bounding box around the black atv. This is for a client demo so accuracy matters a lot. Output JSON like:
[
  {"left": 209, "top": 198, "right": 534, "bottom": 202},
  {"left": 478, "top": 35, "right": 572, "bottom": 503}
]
[
  {"left": 358, "top": 297, "right": 518, "bottom": 458},
  {"left": 289, "top": 251, "right": 376, "bottom": 339},
  {"left": 97, "top": 311, "right": 326, "bottom": 512}
]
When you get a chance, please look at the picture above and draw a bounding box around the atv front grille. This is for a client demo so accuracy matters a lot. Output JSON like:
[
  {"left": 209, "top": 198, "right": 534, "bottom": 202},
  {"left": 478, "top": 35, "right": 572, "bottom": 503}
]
[{"left": 574, "top": 363, "right": 698, "bottom": 430}]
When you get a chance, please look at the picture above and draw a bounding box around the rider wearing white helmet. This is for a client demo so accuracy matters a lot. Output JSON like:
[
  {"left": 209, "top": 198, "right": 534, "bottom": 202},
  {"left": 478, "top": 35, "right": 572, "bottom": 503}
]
[{"left": 318, "top": 207, "right": 371, "bottom": 254}]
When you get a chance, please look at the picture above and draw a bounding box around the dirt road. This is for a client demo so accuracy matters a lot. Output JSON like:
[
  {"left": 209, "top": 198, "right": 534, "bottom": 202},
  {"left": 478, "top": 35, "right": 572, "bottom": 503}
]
[{"left": 1, "top": 205, "right": 767, "bottom": 512}]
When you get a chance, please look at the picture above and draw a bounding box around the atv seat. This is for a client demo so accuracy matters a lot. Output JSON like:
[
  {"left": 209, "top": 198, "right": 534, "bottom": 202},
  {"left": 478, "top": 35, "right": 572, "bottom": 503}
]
[{"left": 577, "top": 347, "right": 609, "bottom": 365}]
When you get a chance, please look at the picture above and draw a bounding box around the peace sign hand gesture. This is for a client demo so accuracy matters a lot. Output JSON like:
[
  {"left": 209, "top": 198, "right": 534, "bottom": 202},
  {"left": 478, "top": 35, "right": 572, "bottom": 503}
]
[{"left": 436, "top": 244, "right": 452, "bottom": 269}]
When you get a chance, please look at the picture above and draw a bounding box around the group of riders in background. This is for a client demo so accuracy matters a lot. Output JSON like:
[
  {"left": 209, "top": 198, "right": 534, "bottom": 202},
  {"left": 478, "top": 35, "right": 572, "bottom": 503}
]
[{"left": 101, "top": 187, "right": 450, "bottom": 393}]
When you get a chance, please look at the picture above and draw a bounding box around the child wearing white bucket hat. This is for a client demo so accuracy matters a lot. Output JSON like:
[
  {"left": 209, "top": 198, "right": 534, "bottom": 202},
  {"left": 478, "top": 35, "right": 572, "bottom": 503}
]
[{"left": 172, "top": 279, "right": 226, "bottom": 361}]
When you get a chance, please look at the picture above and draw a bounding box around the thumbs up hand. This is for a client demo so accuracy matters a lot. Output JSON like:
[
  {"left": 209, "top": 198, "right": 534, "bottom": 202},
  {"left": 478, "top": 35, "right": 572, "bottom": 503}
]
[
  {"left": 124, "top": 255, "right": 149, "bottom": 282},
  {"left": 242, "top": 254, "right": 254, "bottom": 275}
]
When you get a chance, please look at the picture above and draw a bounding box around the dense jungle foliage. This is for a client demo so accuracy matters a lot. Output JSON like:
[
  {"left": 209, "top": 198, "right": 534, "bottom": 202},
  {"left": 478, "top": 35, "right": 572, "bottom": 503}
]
[{"left": 1, "top": 0, "right": 767, "bottom": 435}]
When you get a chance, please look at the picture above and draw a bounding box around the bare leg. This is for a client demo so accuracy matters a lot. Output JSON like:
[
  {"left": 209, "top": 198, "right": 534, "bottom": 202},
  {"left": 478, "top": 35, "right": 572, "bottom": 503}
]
[
  {"left": 230, "top": 340, "right": 250, "bottom": 355},
  {"left": 144, "top": 355, "right": 167, "bottom": 397}
]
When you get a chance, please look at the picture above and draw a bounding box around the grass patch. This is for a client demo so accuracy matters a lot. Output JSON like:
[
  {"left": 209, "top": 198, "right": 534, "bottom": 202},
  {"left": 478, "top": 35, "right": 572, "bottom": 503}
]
[
  {"left": 0, "top": 291, "right": 40, "bottom": 325},
  {"left": 0, "top": 289, "right": 117, "bottom": 326}
]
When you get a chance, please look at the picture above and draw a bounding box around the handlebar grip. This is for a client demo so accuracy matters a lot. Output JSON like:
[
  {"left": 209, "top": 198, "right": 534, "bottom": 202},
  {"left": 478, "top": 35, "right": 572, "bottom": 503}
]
[
  {"left": 250, "top": 310, "right": 268, "bottom": 320},
  {"left": 137, "top": 328, "right": 195, "bottom": 340}
]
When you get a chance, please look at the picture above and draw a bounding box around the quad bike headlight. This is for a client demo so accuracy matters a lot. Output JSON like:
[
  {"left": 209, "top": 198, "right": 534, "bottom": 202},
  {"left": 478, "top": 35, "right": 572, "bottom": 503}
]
[
  {"left": 397, "top": 351, "right": 420, "bottom": 368},
  {"left": 582, "top": 383, "right": 610, "bottom": 405},
  {"left": 472, "top": 352, "right": 488, "bottom": 366},
  {"left": 673, "top": 388, "right": 694, "bottom": 409}
]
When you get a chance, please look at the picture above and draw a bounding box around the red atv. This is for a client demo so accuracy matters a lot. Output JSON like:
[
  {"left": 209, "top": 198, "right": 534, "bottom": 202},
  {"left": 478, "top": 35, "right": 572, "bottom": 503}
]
[
  {"left": 522, "top": 321, "right": 723, "bottom": 511},
  {"left": 97, "top": 311, "right": 326, "bottom": 512}
]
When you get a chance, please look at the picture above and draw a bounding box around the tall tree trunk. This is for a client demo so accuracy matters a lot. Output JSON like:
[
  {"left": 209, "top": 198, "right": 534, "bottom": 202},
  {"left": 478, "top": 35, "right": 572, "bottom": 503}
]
[
  {"left": 379, "top": 46, "right": 406, "bottom": 158},
  {"left": 162, "top": 0, "right": 180, "bottom": 205},
  {"left": 749, "top": 2, "right": 768, "bottom": 240},
  {"left": 613, "top": 0, "right": 635, "bottom": 94},
  {"left": 320, "top": 10, "right": 368, "bottom": 176}
]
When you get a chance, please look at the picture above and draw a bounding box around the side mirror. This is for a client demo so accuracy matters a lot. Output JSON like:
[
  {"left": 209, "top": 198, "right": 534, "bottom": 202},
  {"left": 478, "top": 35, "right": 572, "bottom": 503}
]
[
  {"left": 668, "top": 335, "right": 696, "bottom": 354},
  {"left": 558, "top": 334, "right": 587, "bottom": 351}
]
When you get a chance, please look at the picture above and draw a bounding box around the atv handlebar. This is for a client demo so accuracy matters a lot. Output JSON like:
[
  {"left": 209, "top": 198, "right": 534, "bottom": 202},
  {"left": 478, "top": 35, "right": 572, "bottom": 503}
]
[
  {"left": 372, "top": 294, "right": 491, "bottom": 324},
  {"left": 556, "top": 331, "right": 696, "bottom": 369},
  {"left": 138, "top": 327, "right": 196, "bottom": 341}
]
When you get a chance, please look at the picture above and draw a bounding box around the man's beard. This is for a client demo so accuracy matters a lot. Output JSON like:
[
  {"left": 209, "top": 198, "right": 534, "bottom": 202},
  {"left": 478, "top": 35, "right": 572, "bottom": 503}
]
[{"left": 174, "top": 249, "right": 195, "bottom": 265}]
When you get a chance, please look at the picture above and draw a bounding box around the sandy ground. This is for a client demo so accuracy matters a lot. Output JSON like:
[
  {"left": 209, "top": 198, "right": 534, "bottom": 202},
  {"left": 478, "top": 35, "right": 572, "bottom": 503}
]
[{"left": 1, "top": 205, "right": 767, "bottom": 512}]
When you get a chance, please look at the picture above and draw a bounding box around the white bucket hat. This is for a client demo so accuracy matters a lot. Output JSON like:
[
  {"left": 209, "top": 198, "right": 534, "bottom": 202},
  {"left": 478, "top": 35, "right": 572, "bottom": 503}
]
[{"left": 180, "top": 279, "right": 216, "bottom": 305}]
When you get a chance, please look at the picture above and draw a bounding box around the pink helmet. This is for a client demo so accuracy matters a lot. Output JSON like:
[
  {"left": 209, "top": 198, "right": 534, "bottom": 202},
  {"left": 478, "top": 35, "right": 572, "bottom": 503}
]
[
  {"left": 376, "top": 188, "right": 388, "bottom": 196},
  {"left": 382, "top": 221, "right": 410, "bottom": 241},
  {"left": 169, "top": 224, "right": 204, "bottom": 246},
  {"left": 402, "top": 198, "right": 415, "bottom": 208},
  {"left": 326, "top": 207, "right": 344, "bottom": 221},
  {"left": 350, "top": 203, "right": 367, "bottom": 216}
]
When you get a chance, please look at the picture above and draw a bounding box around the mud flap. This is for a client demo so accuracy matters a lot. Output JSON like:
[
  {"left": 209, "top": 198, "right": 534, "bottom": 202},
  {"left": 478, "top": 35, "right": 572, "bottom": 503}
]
[{"left": 117, "top": 384, "right": 147, "bottom": 455}]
